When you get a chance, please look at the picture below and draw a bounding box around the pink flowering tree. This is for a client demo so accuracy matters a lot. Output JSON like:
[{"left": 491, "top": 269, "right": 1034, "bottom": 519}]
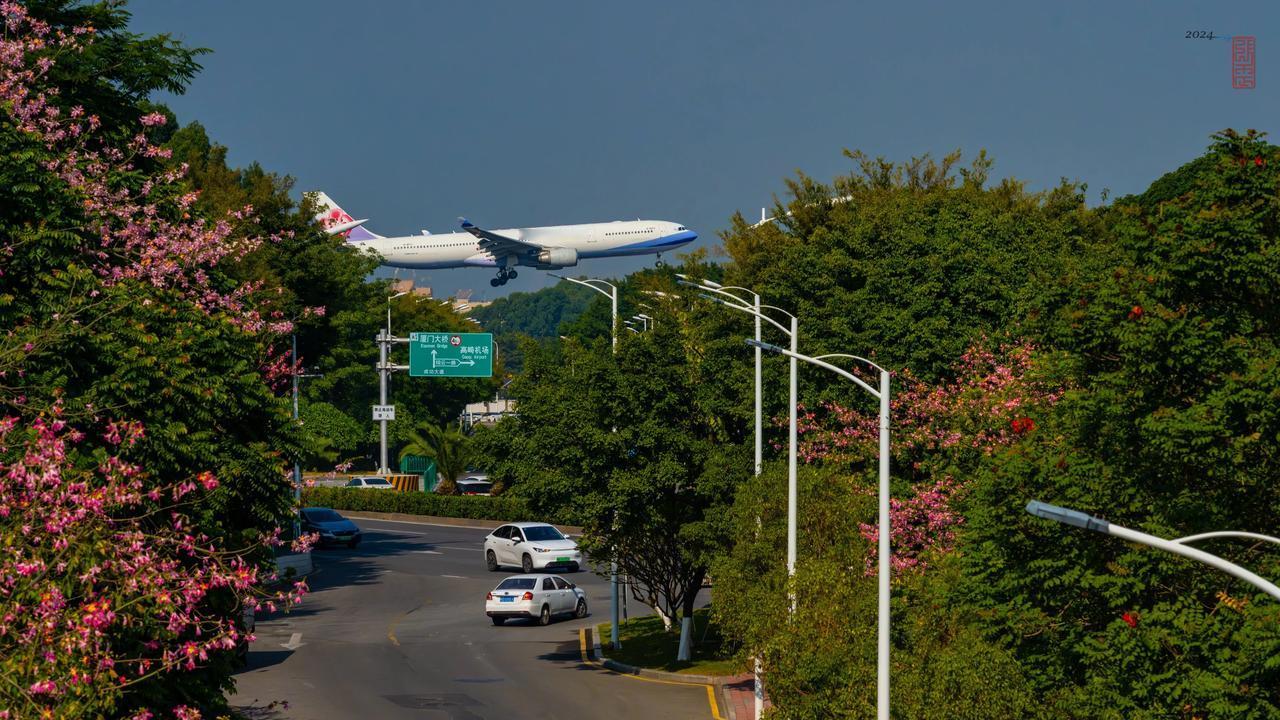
[
  {"left": 0, "top": 409, "right": 310, "bottom": 719},
  {"left": 0, "top": 3, "right": 318, "bottom": 717},
  {"left": 789, "top": 340, "right": 1064, "bottom": 574}
]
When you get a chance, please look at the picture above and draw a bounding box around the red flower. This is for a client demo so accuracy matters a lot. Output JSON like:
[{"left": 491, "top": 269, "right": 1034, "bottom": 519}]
[
  {"left": 1010, "top": 417, "right": 1035, "bottom": 434},
  {"left": 1255, "top": 156, "right": 1265, "bottom": 166},
  {"left": 1122, "top": 612, "right": 1138, "bottom": 628},
  {"left": 1128, "top": 305, "right": 1144, "bottom": 320}
]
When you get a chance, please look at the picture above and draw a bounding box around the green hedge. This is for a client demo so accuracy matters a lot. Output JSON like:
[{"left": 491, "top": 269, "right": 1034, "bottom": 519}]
[{"left": 302, "top": 486, "right": 532, "bottom": 522}]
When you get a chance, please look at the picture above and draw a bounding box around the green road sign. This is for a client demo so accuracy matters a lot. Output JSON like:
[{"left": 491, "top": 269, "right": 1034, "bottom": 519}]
[{"left": 408, "top": 332, "right": 493, "bottom": 378}]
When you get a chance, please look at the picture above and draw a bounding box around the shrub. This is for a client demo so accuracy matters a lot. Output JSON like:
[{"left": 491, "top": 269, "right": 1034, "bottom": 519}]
[{"left": 302, "top": 487, "right": 540, "bottom": 523}]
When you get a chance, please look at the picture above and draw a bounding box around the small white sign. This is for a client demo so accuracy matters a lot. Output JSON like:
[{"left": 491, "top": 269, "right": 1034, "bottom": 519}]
[{"left": 372, "top": 405, "right": 396, "bottom": 421}]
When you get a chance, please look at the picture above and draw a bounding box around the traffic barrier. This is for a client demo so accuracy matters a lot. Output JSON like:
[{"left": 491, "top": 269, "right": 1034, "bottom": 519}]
[{"left": 387, "top": 474, "right": 420, "bottom": 492}]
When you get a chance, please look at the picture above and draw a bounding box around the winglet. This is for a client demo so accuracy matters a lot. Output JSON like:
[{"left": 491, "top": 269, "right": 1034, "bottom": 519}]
[{"left": 459, "top": 217, "right": 475, "bottom": 230}]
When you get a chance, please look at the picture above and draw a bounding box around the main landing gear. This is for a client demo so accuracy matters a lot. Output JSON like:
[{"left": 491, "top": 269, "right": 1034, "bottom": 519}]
[
  {"left": 655, "top": 253, "right": 666, "bottom": 268},
  {"left": 489, "top": 268, "right": 518, "bottom": 287}
]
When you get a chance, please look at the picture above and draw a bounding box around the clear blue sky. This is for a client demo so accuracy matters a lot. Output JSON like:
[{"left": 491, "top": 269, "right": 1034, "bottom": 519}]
[{"left": 129, "top": 0, "right": 1277, "bottom": 299}]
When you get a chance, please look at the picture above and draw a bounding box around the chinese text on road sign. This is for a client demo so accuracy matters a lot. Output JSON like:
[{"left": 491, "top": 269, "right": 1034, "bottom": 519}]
[{"left": 408, "top": 332, "right": 494, "bottom": 378}]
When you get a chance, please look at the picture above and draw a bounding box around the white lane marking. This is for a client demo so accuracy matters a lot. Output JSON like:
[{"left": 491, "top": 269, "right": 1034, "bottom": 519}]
[
  {"left": 439, "top": 547, "right": 484, "bottom": 552},
  {"left": 281, "top": 632, "right": 304, "bottom": 650},
  {"left": 442, "top": 575, "right": 468, "bottom": 579},
  {"left": 414, "top": 550, "right": 443, "bottom": 555}
]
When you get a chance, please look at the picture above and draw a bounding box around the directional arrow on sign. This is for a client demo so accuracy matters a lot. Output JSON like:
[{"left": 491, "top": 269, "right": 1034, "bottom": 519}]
[{"left": 432, "top": 350, "right": 476, "bottom": 368}]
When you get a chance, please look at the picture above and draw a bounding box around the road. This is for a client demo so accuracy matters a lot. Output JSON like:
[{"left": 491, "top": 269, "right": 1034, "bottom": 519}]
[{"left": 230, "top": 517, "right": 719, "bottom": 720}]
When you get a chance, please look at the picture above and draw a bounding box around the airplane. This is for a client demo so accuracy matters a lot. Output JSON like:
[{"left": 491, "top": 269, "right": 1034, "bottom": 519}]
[{"left": 307, "top": 192, "right": 698, "bottom": 287}]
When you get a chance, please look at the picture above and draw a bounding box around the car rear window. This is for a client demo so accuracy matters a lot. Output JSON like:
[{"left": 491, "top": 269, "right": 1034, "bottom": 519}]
[
  {"left": 523, "top": 525, "right": 564, "bottom": 542},
  {"left": 364, "top": 478, "right": 392, "bottom": 486},
  {"left": 496, "top": 578, "right": 536, "bottom": 590}
]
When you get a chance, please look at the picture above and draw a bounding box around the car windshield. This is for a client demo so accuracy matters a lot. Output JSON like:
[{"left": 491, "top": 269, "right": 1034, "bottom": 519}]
[
  {"left": 304, "top": 509, "right": 343, "bottom": 523},
  {"left": 363, "top": 478, "right": 392, "bottom": 486},
  {"left": 496, "top": 578, "right": 537, "bottom": 590},
  {"left": 522, "top": 526, "right": 564, "bottom": 542}
]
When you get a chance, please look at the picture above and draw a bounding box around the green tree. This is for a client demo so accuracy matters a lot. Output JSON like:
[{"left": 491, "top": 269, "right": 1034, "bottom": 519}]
[
  {"left": 717, "top": 149, "right": 1097, "bottom": 385},
  {"left": 960, "top": 130, "right": 1280, "bottom": 716},
  {"left": 399, "top": 421, "right": 473, "bottom": 494},
  {"left": 474, "top": 316, "right": 750, "bottom": 642}
]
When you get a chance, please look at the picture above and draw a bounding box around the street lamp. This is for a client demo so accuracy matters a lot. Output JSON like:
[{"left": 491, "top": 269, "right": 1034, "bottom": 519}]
[
  {"left": 291, "top": 333, "right": 323, "bottom": 538},
  {"left": 1172, "top": 531, "right": 1280, "bottom": 548},
  {"left": 1026, "top": 501, "right": 1280, "bottom": 601},
  {"left": 378, "top": 291, "right": 410, "bottom": 474},
  {"left": 549, "top": 273, "right": 617, "bottom": 351},
  {"left": 679, "top": 276, "right": 797, "bottom": 574},
  {"left": 549, "top": 272, "right": 622, "bottom": 649},
  {"left": 747, "top": 339, "right": 892, "bottom": 720},
  {"left": 676, "top": 276, "right": 792, "bottom": 718}
]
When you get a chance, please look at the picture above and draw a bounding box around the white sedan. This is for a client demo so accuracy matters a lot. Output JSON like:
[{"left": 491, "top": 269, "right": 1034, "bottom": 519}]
[
  {"left": 484, "top": 522, "right": 583, "bottom": 574},
  {"left": 344, "top": 476, "right": 395, "bottom": 490},
  {"left": 485, "top": 574, "right": 587, "bottom": 626}
]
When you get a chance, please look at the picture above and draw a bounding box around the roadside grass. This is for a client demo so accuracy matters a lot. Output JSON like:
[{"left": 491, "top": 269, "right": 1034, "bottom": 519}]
[{"left": 597, "top": 607, "right": 739, "bottom": 676}]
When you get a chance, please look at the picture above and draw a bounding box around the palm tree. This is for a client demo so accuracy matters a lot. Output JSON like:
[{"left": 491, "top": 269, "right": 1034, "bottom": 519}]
[{"left": 398, "top": 421, "right": 472, "bottom": 494}]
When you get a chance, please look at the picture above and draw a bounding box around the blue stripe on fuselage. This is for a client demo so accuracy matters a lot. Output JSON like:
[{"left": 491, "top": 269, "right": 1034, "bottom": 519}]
[{"left": 613, "top": 229, "right": 698, "bottom": 252}]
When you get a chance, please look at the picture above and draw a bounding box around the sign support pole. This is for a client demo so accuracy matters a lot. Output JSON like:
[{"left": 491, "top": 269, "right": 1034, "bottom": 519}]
[{"left": 378, "top": 329, "right": 389, "bottom": 475}]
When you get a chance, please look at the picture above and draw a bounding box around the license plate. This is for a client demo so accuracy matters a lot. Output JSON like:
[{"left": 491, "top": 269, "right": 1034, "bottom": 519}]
[
  {"left": 556, "top": 557, "right": 570, "bottom": 562},
  {"left": 500, "top": 596, "right": 514, "bottom": 603}
]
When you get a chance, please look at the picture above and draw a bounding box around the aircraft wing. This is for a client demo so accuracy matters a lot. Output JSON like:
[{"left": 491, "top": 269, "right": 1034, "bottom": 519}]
[{"left": 459, "top": 217, "right": 540, "bottom": 258}]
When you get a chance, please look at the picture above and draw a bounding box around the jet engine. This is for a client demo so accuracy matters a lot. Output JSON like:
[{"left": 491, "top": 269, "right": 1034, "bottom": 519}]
[{"left": 536, "top": 247, "right": 578, "bottom": 268}]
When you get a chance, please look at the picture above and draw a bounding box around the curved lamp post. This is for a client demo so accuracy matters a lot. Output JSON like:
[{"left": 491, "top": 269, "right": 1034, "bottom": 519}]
[
  {"left": 378, "top": 291, "right": 410, "bottom": 474},
  {"left": 1171, "top": 531, "right": 1280, "bottom": 548},
  {"left": 1026, "top": 501, "right": 1280, "bottom": 602},
  {"left": 548, "top": 273, "right": 622, "bottom": 649},
  {"left": 673, "top": 277, "right": 795, "bottom": 719},
  {"left": 677, "top": 276, "right": 798, "bottom": 577},
  {"left": 747, "top": 340, "right": 892, "bottom": 720}
]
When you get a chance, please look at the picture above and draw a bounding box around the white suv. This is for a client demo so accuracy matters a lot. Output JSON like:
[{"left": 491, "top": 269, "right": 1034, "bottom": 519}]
[{"left": 484, "top": 522, "right": 582, "bottom": 574}]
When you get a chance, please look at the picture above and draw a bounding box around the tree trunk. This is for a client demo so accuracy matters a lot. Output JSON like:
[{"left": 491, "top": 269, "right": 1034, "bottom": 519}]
[{"left": 654, "top": 602, "right": 674, "bottom": 632}]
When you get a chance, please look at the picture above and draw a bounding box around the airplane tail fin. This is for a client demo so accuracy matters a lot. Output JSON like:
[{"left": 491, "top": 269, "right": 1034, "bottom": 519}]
[{"left": 307, "top": 191, "right": 383, "bottom": 241}]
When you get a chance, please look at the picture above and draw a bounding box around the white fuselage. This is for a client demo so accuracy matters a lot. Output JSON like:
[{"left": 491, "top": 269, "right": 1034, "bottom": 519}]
[{"left": 349, "top": 219, "right": 696, "bottom": 269}]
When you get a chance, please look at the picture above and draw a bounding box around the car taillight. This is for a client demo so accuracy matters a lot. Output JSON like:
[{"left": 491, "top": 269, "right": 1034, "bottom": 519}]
[
  {"left": 486, "top": 592, "right": 493, "bottom": 600},
  {"left": 522, "top": 591, "right": 534, "bottom": 601}
]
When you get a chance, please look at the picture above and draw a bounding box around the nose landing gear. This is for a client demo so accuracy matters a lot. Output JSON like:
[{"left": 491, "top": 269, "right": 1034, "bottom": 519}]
[{"left": 489, "top": 268, "right": 519, "bottom": 287}]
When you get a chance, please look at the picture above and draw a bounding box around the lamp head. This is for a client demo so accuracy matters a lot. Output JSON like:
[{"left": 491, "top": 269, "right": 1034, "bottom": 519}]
[
  {"left": 745, "top": 338, "right": 786, "bottom": 354},
  {"left": 1025, "top": 501, "right": 1110, "bottom": 533}
]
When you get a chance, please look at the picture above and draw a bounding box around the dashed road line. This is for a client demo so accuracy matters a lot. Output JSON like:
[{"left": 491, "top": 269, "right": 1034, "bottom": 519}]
[{"left": 386, "top": 597, "right": 430, "bottom": 647}]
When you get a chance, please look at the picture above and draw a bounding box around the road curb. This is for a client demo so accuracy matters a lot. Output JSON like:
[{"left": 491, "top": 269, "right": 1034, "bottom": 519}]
[
  {"left": 584, "top": 627, "right": 737, "bottom": 687},
  {"left": 341, "top": 509, "right": 583, "bottom": 534}
]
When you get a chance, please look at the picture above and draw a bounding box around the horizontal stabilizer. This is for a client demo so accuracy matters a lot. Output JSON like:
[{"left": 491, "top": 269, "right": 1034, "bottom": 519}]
[{"left": 323, "top": 218, "right": 369, "bottom": 236}]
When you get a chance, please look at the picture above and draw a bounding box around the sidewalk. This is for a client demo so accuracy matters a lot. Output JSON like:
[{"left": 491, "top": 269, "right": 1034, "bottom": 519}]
[{"left": 720, "top": 673, "right": 771, "bottom": 720}]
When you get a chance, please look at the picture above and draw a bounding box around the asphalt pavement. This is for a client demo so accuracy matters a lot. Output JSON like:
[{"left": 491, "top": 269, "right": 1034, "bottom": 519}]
[{"left": 230, "top": 517, "right": 719, "bottom": 720}]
